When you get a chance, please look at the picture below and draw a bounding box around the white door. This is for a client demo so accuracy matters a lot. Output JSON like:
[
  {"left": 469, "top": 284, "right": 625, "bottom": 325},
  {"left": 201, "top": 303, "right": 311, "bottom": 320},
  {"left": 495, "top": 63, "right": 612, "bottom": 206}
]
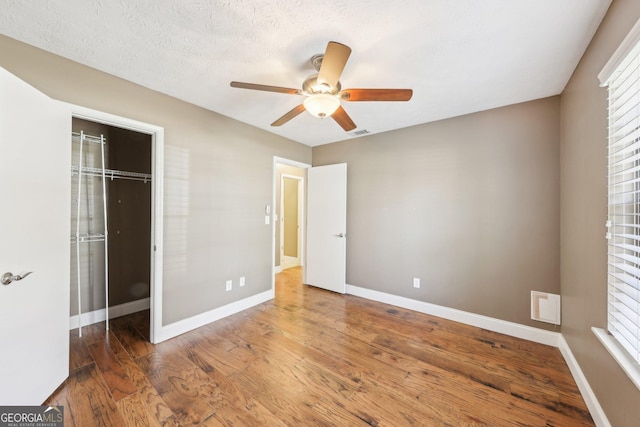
[
  {"left": 0, "top": 67, "right": 70, "bottom": 404},
  {"left": 305, "top": 163, "right": 347, "bottom": 293}
]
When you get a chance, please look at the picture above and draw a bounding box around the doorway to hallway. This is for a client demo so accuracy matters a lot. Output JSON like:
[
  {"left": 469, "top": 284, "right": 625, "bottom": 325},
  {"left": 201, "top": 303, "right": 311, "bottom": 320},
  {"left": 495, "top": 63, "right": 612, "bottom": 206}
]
[{"left": 274, "top": 160, "right": 307, "bottom": 276}]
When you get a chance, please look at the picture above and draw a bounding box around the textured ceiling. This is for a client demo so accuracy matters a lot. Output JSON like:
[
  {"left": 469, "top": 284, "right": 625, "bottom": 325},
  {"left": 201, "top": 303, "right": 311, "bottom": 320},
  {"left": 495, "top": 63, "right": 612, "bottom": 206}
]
[{"left": 0, "top": 0, "right": 611, "bottom": 146}]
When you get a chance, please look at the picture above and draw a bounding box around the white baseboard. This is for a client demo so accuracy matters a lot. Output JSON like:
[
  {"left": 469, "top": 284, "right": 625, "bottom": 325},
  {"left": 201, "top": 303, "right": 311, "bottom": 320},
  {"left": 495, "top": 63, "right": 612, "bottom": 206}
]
[
  {"left": 282, "top": 255, "right": 300, "bottom": 270},
  {"left": 558, "top": 335, "right": 611, "bottom": 427},
  {"left": 274, "top": 265, "right": 283, "bottom": 274},
  {"left": 69, "top": 297, "right": 150, "bottom": 330},
  {"left": 346, "top": 284, "right": 560, "bottom": 347},
  {"left": 154, "top": 289, "right": 274, "bottom": 343}
]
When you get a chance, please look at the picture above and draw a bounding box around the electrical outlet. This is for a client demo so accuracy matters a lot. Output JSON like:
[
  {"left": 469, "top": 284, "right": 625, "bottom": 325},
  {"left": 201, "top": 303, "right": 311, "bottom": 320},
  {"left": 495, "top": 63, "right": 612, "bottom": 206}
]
[
  {"left": 225, "top": 280, "right": 232, "bottom": 291},
  {"left": 413, "top": 277, "right": 420, "bottom": 288},
  {"left": 239, "top": 276, "right": 245, "bottom": 287}
]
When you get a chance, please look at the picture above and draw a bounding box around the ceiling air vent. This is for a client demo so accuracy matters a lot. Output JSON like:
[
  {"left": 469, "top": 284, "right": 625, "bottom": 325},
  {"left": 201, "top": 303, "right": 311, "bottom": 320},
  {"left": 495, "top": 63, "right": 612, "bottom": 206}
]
[{"left": 349, "top": 129, "right": 370, "bottom": 137}]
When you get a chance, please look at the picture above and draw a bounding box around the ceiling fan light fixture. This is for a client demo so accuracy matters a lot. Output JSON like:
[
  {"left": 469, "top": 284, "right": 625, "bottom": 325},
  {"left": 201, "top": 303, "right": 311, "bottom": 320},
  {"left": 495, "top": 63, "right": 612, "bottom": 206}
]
[
  {"left": 230, "top": 41, "right": 412, "bottom": 130},
  {"left": 303, "top": 93, "right": 340, "bottom": 118}
]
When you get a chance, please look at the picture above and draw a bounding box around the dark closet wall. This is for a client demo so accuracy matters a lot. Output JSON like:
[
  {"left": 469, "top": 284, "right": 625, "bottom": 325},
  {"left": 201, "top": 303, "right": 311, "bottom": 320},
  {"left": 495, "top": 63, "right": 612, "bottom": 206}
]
[{"left": 107, "top": 127, "right": 152, "bottom": 307}]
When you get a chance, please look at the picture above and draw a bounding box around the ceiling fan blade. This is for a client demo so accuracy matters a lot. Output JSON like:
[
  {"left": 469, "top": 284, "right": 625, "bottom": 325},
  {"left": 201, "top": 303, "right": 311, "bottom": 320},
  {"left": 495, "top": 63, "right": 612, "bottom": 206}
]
[
  {"left": 271, "top": 104, "right": 306, "bottom": 127},
  {"left": 341, "top": 88, "right": 413, "bottom": 101},
  {"left": 317, "top": 41, "right": 352, "bottom": 87},
  {"left": 331, "top": 106, "right": 357, "bottom": 132},
  {"left": 230, "top": 81, "right": 301, "bottom": 95}
]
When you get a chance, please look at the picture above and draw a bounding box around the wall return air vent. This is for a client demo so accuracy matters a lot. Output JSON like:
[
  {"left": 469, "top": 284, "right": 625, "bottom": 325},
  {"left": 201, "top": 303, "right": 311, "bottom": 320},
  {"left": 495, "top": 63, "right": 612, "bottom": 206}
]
[{"left": 531, "top": 291, "right": 561, "bottom": 325}]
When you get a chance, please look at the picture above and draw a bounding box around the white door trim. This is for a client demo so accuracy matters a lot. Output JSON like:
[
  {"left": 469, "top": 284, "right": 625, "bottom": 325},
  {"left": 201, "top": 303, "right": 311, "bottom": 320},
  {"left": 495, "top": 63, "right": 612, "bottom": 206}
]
[
  {"left": 63, "top": 103, "right": 165, "bottom": 344},
  {"left": 272, "top": 157, "right": 311, "bottom": 288}
]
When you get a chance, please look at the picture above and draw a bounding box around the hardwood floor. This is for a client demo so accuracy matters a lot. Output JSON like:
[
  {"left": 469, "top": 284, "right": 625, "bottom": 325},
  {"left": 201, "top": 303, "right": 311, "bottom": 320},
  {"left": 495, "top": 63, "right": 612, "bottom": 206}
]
[{"left": 47, "top": 267, "right": 594, "bottom": 426}]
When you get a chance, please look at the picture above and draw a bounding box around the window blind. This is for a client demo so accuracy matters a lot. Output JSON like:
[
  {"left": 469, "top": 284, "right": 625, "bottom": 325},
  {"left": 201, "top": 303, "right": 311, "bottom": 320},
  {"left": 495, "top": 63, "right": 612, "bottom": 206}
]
[{"left": 606, "top": 37, "right": 640, "bottom": 365}]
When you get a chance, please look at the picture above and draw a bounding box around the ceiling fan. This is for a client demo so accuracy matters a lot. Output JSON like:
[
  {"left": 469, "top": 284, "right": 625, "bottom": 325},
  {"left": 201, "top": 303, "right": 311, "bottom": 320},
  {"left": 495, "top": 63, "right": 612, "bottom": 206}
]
[{"left": 230, "top": 41, "right": 413, "bottom": 132}]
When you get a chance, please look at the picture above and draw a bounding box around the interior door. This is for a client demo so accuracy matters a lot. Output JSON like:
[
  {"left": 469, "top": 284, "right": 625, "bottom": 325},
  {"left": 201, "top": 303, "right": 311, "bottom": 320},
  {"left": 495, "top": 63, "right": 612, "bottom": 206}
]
[
  {"left": 305, "top": 163, "right": 347, "bottom": 293},
  {"left": 0, "top": 67, "right": 70, "bottom": 404}
]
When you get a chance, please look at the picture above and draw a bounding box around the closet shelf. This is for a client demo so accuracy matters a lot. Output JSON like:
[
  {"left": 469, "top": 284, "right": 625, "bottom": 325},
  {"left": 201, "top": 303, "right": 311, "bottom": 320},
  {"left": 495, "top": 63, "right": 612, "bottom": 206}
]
[
  {"left": 70, "top": 233, "right": 106, "bottom": 244},
  {"left": 71, "top": 166, "right": 152, "bottom": 183}
]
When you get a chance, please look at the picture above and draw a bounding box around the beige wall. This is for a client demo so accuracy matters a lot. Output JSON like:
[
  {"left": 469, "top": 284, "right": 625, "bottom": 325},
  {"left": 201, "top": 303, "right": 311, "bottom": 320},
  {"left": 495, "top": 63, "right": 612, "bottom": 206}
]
[
  {"left": 283, "top": 177, "right": 299, "bottom": 258},
  {"left": 560, "top": 0, "right": 640, "bottom": 425},
  {"left": 0, "top": 35, "right": 312, "bottom": 325},
  {"left": 314, "top": 96, "right": 561, "bottom": 329}
]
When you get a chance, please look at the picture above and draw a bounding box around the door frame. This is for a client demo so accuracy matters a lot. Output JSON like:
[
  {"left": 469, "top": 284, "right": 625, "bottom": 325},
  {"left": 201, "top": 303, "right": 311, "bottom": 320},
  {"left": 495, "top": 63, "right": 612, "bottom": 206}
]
[
  {"left": 65, "top": 103, "right": 165, "bottom": 344},
  {"left": 272, "top": 157, "right": 310, "bottom": 285},
  {"left": 280, "top": 174, "right": 304, "bottom": 270}
]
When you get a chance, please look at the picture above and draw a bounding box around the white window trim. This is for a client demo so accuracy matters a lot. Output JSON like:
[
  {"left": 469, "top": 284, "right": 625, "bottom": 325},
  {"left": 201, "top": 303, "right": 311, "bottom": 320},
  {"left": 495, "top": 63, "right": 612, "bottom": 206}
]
[
  {"left": 593, "top": 328, "right": 640, "bottom": 390},
  {"left": 598, "top": 16, "right": 640, "bottom": 391},
  {"left": 599, "top": 17, "right": 640, "bottom": 86}
]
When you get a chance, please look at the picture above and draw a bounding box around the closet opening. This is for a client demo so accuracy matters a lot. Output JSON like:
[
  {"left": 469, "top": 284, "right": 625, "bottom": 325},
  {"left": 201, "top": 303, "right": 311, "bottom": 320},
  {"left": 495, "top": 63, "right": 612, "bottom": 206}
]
[{"left": 70, "top": 117, "right": 153, "bottom": 341}]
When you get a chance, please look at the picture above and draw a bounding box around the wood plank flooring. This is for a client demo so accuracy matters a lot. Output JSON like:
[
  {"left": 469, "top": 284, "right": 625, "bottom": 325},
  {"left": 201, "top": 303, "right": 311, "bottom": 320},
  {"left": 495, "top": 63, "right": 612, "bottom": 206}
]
[{"left": 46, "top": 267, "right": 594, "bottom": 426}]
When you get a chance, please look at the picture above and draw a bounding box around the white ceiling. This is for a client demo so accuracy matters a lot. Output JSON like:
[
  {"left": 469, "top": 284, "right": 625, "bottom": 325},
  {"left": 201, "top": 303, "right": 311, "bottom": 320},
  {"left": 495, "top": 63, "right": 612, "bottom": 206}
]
[{"left": 0, "top": 0, "right": 611, "bottom": 146}]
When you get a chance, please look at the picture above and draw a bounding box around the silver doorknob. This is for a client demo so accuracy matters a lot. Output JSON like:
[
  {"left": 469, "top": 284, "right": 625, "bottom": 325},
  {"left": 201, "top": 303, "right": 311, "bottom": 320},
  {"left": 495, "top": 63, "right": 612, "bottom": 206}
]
[
  {"left": 335, "top": 233, "right": 346, "bottom": 238},
  {"left": 1, "top": 271, "right": 33, "bottom": 285}
]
